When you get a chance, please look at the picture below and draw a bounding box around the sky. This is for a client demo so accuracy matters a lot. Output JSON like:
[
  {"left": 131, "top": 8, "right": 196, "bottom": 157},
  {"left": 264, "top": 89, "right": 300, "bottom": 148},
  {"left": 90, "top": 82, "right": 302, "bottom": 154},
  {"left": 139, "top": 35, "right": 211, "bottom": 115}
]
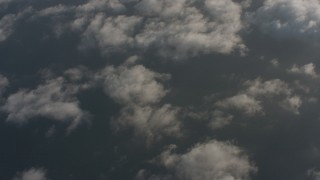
[{"left": 2, "top": 0, "right": 320, "bottom": 179}]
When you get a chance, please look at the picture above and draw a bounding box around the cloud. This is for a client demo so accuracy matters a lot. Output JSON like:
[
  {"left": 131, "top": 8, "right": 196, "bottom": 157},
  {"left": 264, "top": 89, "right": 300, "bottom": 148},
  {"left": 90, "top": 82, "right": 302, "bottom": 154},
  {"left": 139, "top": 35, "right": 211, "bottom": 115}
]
[
  {"left": 208, "top": 110, "right": 234, "bottom": 129},
  {"left": 216, "top": 94, "right": 263, "bottom": 116},
  {"left": 0, "top": 7, "right": 33, "bottom": 42},
  {"left": 308, "top": 168, "right": 320, "bottom": 180},
  {"left": 0, "top": 74, "right": 9, "bottom": 95},
  {"left": 251, "top": 0, "right": 320, "bottom": 40},
  {"left": 280, "top": 95, "right": 302, "bottom": 115},
  {"left": 1, "top": 77, "right": 88, "bottom": 131},
  {"left": 133, "top": 0, "right": 246, "bottom": 58},
  {"left": 96, "top": 58, "right": 181, "bottom": 144},
  {"left": 97, "top": 60, "right": 169, "bottom": 105},
  {"left": 244, "top": 78, "right": 292, "bottom": 97},
  {"left": 186, "top": 77, "right": 304, "bottom": 131},
  {"left": 137, "top": 140, "right": 256, "bottom": 180},
  {"left": 80, "top": 14, "right": 142, "bottom": 52},
  {"left": 76, "top": 0, "right": 126, "bottom": 14},
  {"left": 185, "top": 78, "right": 300, "bottom": 130},
  {"left": 215, "top": 78, "right": 302, "bottom": 115},
  {"left": 30, "top": 0, "right": 248, "bottom": 59},
  {"left": 118, "top": 104, "right": 181, "bottom": 144},
  {"left": 0, "top": 14, "right": 17, "bottom": 42},
  {"left": 12, "top": 168, "right": 49, "bottom": 180},
  {"left": 288, "top": 63, "right": 319, "bottom": 78}
]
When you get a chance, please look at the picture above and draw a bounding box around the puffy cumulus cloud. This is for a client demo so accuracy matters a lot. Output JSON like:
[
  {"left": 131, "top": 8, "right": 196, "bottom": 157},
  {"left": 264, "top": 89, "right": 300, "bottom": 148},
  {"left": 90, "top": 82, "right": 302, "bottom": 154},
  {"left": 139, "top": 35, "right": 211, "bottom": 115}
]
[
  {"left": 183, "top": 108, "right": 234, "bottom": 130},
  {"left": 133, "top": 0, "right": 246, "bottom": 58},
  {"left": 76, "top": 0, "right": 126, "bottom": 14},
  {"left": 244, "top": 78, "right": 291, "bottom": 97},
  {"left": 308, "top": 168, "right": 320, "bottom": 180},
  {"left": 216, "top": 94, "right": 263, "bottom": 116},
  {"left": 216, "top": 78, "right": 302, "bottom": 116},
  {"left": 0, "top": 8, "right": 33, "bottom": 42},
  {"left": 1, "top": 77, "right": 88, "bottom": 131},
  {"left": 0, "top": 74, "right": 9, "bottom": 95},
  {"left": 185, "top": 78, "right": 301, "bottom": 130},
  {"left": 208, "top": 110, "right": 233, "bottom": 130},
  {"left": 288, "top": 63, "right": 319, "bottom": 78},
  {"left": 63, "top": 66, "right": 96, "bottom": 90},
  {"left": 251, "top": 0, "right": 320, "bottom": 40},
  {"left": 118, "top": 104, "right": 181, "bottom": 144},
  {"left": 80, "top": 14, "right": 142, "bottom": 52},
  {"left": 280, "top": 95, "right": 302, "bottom": 115},
  {"left": 136, "top": 140, "right": 256, "bottom": 180},
  {"left": 12, "top": 168, "right": 49, "bottom": 180},
  {"left": 36, "top": 4, "right": 72, "bottom": 17},
  {"left": 33, "top": 0, "right": 248, "bottom": 59},
  {"left": 0, "top": 14, "right": 17, "bottom": 42},
  {"left": 181, "top": 106, "right": 227, "bottom": 130},
  {"left": 97, "top": 61, "right": 169, "bottom": 105},
  {"left": 96, "top": 58, "right": 181, "bottom": 144}
]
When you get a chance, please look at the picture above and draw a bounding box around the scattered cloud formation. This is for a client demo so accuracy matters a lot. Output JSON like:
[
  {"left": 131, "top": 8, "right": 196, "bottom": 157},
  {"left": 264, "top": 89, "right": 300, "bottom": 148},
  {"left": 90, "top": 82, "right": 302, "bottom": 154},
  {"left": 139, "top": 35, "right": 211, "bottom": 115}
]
[
  {"left": 0, "top": 14, "right": 17, "bottom": 42},
  {"left": 216, "top": 94, "right": 263, "bottom": 116},
  {"left": 216, "top": 78, "right": 302, "bottom": 115},
  {"left": 97, "top": 60, "right": 168, "bottom": 105},
  {"left": 1, "top": 77, "right": 88, "bottom": 131},
  {"left": 96, "top": 58, "right": 181, "bottom": 144},
  {"left": 118, "top": 104, "right": 181, "bottom": 144},
  {"left": 137, "top": 140, "right": 256, "bottom": 180},
  {"left": 12, "top": 168, "right": 49, "bottom": 180},
  {"left": 0, "top": 8, "right": 33, "bottom": 42},
  {"left": 251, "top": 0, "right": 320, "bottom": 40},
  {"left": 2, "top": 0, "right": 320, "bottom": 179},
  {"left": 280, "top": 95, "right": 302, "bottom": 115},
  {"left": 0, "top": 74, "right": 9, "bottom": 95},
  {"left": 308, "top": 168, "right": 320, "bottom": 180},
  {"left": 288, "top": 63, "right": 319, "bottom": 78},
  {"left": 18, "top": 0, "right": 248, "bottom": 59},
  {"left": 208, "top": 110, "right": 234, "bottom": 129}
]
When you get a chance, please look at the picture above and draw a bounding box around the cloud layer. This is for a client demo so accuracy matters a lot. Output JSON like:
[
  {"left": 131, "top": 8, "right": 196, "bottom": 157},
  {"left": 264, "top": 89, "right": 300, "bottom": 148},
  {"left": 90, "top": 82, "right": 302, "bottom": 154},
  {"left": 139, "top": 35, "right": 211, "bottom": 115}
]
[
  {"left": 1, "top": 77, "right": 88, "bottom": 131},
  {"left": 137, "top": 140, "right": 256, "bottom": 180},
  {"left": 96, "top": 58, "right": 181, "bottom": 144},
  {"left": 3, "top": 0, "right": 320, "bottom": 180},
  {"left": 12, "top": 168, "right": 49, "bottom": 180}
]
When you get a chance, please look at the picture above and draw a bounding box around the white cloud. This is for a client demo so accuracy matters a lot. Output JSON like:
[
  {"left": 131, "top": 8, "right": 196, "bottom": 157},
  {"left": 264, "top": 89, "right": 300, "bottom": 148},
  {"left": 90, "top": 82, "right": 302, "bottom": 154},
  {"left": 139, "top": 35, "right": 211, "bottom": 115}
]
[
  {"left": 216, "top": 94, "right": 263, "bottom": 116},
  {"left": 133, "top": 0, "right": 246, "bottom": 58},
  {"left": 308, "top": 168, "right": 320, "bottom": 180},
  {"left": 0, "top": 8, "right": 33, "bottom": 42},
  {"left": 138, "top": 140, "right": 256, "bottom": 180},
  {"left": 0, "top": 14, "right": 17, "bottom": 42},
  {"left": 37, "top": 4, "right": 72, "bottom": 17},
  {"left": 215, "top": 78, "right": 302, "bottom": 116},
  {"left": 97, "top": 59, "right": 181, "bottom": 144},
  {"left": 118, "top": 104, "right": 181, "bottom": 144},
  {"left": 288, "top": 63, "right": 318, "bottom": 78},
  {"left": 270, "top": 58, "right": 280, "bottom": 67},
  {"left": 81, "top": 14, "right": 142, "bottom": 52},
  {"left": 244, "top": 78, "right": 291, "bottom": 97},
  {"left": 97, "top": 62, "right": 169, "bottom": 105},
  {"left": 76, "top": 0, "right": 126, "bottom": 14},
  {"left": 12, "top": 168, "right": 48, "bottom": 180},
  {"left": 280, "top": 95, "right": 302, "bottom": 114},
  {"left": 0, "top": 74, "right": 9, "bottom": 95},
  {"left": 208, "top": 110, "right": 233, "bottom": 129},
  {"left": 186, "top": 78, "right": 299, "bottom": 129},
  {"left": 251, "top": 0, "right": 320, "bottom": 40},
  {"left": 34, "top": 0, "right": 248, "bottom": 59},
  {"left": 1, "top": 77, "right": 88, "bottom": 131}
]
